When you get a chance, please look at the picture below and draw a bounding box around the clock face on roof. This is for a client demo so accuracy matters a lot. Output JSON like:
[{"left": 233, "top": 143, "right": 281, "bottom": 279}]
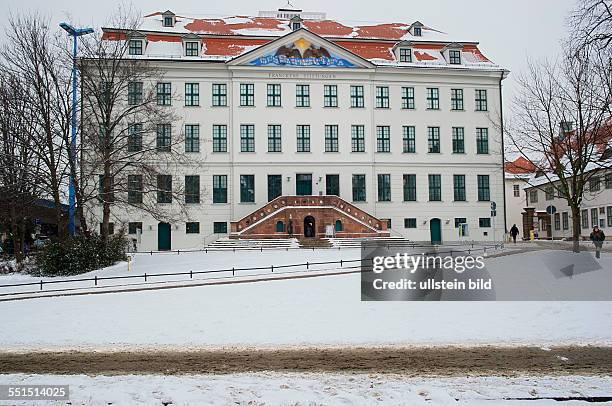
[{"left": 249, "top": 38, "right": 355, "bottom": 68}]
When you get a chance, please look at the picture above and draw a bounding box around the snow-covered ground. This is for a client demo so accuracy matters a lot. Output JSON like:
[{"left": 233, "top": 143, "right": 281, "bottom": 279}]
[
  {"left": 0, "top": 249, "right": 611, "bottom": 349},
  {"left": 1, "top": 373, "right": 611, "bottom": 405},
  {"left": 0, "top": 248, "right": 362, "bottom": 295}
]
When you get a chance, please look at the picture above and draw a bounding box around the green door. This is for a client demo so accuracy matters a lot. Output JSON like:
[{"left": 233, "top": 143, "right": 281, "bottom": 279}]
[
  {"left": 430, "top": 218, "right": 442, "bottom": 245},
  {"left": 296, "top": 174, "right": 312, "bottom": 196},
  {"left": 158, "top": 222, "right": 171, "bottom": 251}
]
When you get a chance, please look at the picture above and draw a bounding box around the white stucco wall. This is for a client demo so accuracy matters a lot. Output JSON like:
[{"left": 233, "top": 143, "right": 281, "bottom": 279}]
[{"left": 86, "top": 60, "right": 507, "bottom": 251}]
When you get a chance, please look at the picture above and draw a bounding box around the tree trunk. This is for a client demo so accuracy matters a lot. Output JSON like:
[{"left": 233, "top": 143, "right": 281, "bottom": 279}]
[
  {"left": 100, "top": 161, "right": 112, "bottom": 241},
  {"left": 571, "top": 205, "right": 581, "bottom": 253},
  {"left": 101, "top": 201, "right": 110, "bottom": 240},
  {"left": 9, "top": 207, "right": 23, "bottom": 264}
]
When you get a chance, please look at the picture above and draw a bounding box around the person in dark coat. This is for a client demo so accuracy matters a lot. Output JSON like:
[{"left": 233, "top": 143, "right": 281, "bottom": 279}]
[
  {"left": 590, "top": 226, "right": 606, "bottom": 259},
  {"left": 510, "top": 224, "right": 520, "bottom": 243}
]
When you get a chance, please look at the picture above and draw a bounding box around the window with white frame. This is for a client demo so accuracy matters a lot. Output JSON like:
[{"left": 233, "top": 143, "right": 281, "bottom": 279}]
[
  {"left": 184, "top": 41, "right": 199, "bottom": 56},
  {"left": 449, "top": 49, "right": 461, "bottom": 64},
  {"left": 128, "top": 39, "right": 143, "bottom": 55},
  {"left": 399, "top": 48, "right": 412, "bottom": 62}
]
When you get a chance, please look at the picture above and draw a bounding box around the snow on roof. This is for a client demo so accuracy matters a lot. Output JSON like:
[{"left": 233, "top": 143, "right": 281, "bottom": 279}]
[
  {"left": 139, "top": 12, "right": 462, "bottom": 42},
  {"left": 523, "top": 158, "right": 612, "bottom": 189},
  {"left": 103, "top": 11, "right": 499, "bottom": 67}
]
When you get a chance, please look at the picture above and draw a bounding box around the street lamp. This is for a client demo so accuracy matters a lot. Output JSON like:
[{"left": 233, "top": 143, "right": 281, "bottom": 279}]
[{"left": 60, "top": 22, "right": 94, "bottom": 236}]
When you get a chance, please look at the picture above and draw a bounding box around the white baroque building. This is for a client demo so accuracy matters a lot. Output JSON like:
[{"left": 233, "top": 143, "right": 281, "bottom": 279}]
[{"left": 93, "top": 9, "right": 509, "bottom": 251}]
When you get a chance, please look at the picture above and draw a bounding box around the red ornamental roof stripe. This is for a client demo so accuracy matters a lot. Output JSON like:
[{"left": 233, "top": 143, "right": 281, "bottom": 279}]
[{"left": 146, "top": 34, "right": 182, "bottom": 42}]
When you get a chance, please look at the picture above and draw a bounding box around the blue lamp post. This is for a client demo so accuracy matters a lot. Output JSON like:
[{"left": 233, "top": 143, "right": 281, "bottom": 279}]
[{"left": 60, "top": 23, "right": 94, "bottom": 236}]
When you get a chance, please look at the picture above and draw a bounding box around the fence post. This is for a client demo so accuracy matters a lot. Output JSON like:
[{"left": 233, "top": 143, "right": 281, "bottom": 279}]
[
  {"left": 40, "top": 280, "right": 43, "bottom": 291},
  {"left": 190, "top": 270, "right": 193, "bottom": 279},
  {"left": 232, "top": 267, "right": 235, "bottom": 276},
  {"left": 178, "top": 249, "right": 180, "bottom": 255},
  {"left": 95, "top": 275, "right": 98, "bottom": 286},
  {"left": 307, "top": 261, "right": 309, "bottom": 269},
  {"left": 144, "top": 273, "right": 147, "bottom": 282},
  {"left": 271, "top": 265, "right": 274, "bottom": 273},
  {"left": 340, "top": 260, "right": 343, "bottom": 267},
  {"left": 150, "top": 250, "right": 152, "bottom": 255}
]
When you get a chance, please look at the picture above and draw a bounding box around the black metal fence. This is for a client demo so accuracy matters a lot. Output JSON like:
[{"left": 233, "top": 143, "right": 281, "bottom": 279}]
[
  {"left": 0, "top": 244, "right": 503, "bottom": 294},
  {"left": 133, "top": 240, "right": 503, "bottom": 255}
]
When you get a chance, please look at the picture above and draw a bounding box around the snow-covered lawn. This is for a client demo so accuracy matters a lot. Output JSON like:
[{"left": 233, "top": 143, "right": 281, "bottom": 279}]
[
  {"left": 1, "top": 373, "right": 611, "bottom": 405},
  {"left": 0, "top": 248, "right": 362, "bottom": 295},
  {"left": 0, "top": 249, "right": 611, "bottom": 349}
]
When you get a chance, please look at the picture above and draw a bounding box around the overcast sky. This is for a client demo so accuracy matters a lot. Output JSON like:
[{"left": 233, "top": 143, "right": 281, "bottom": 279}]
[{"left": 3, "top": 0, "right": 577, "bottom": 104}]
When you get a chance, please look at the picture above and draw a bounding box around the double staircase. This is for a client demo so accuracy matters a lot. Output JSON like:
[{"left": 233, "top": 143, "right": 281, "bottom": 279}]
[{"left": 230, "top": 195, "right": 390, "bottom": 239}]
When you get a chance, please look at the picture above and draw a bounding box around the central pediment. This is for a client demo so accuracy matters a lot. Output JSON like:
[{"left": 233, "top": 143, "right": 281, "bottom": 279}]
[{"left": 227, "top": 28, "right": 375, "bottom": 69}]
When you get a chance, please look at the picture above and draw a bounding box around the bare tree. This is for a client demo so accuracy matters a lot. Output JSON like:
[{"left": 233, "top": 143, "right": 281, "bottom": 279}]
[
  {"left": 0, "top": 13, "right": 72, "bottom": 239},
  {"left": 570, "top": 0, "right": 612, "bottom": 51},
  {"left": 507, "top": 43, "right": 611, "bottom": 251},
  {"left": 0, "top": 72, "right": 44, "bottom": 264},
  {"left": 78, "top": 8, "right": 196, "bottom": 240}
]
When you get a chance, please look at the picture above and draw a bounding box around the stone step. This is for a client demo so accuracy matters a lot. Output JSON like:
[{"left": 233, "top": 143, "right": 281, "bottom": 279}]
[{"left": 298, "top": 238, "right": 332, "bottom": 249}]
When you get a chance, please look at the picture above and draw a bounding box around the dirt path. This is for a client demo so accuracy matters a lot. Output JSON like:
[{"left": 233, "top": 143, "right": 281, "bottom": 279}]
[{"left": 1, "top": 346, "right": 611, "bottom": 376}]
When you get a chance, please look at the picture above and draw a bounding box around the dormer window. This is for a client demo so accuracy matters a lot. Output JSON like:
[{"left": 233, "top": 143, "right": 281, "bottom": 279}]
[
  {"left": 449, "top": 49, "right": 461, "bottom": 64},
  {"left": 162, "top": 10, "right": 176, "bottom": 27},
  {"left": 399, "top": 48, "right": 412, "bottom": 62},
  {"left": 290, "top": 15, "right": 303, "bottom": 31},
  {"left": 185, "top": 41, "right": 199, "bottom": 56},
  {"left": 409, "top": 21, "right": 424, "bottom": 37},
  {"left": 128, "top": 39, "right": 143, "bottom": 55}
]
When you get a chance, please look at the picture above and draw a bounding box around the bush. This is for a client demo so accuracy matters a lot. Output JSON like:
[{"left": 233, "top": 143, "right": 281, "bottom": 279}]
[{"left": 36, "top": 233, "right": 128, "bottom": 276}]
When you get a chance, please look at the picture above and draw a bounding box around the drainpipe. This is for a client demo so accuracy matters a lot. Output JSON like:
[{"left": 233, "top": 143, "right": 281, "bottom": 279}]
[{"left": 499, "top": 71, "right": 508, "bottom": 235}]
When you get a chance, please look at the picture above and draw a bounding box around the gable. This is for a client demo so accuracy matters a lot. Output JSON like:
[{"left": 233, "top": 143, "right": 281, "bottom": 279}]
[{"left": 227, "top": 28, "right": 374, "bottom": 69}]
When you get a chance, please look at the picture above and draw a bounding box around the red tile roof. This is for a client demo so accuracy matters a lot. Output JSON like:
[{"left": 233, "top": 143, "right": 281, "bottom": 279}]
[
  {"left": 203, "top": 38, "right": 271, "bottom": 57},
  {"left": 103, "top": 12, "right": 498, "bottom": 65},
  {"left": 505, "top": 156, "right": 536, "bottom": 174}
]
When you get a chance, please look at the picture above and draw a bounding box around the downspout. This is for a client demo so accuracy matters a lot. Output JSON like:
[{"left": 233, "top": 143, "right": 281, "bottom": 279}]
[{"left": 499, "top": 71, "right": 508, "bottom": 235}]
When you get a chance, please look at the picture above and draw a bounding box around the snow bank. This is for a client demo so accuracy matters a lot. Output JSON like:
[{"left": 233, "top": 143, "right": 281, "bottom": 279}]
[{"left": 1, "top": 373, "right": 610, "bottom": 405}]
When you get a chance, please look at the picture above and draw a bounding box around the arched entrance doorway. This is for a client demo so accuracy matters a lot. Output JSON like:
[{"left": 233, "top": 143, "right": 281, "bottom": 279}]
[
  {"left": 158, "top": 222, "right": 171, "bottom": 251},
  {"left": 304, "top": 216, "right": 315, "bottom": 238},
  {"left": 430, "top": 218, "right": 442, "bottom": 245}
]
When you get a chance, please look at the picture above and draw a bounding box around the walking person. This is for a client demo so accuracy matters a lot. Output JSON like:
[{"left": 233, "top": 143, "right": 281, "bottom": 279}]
[
  {"left": 590, "top": 226, "right": 605, "bottom": 259},
  {"left": 510, "top": 224, "right": 520, "bottom": 244}
]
